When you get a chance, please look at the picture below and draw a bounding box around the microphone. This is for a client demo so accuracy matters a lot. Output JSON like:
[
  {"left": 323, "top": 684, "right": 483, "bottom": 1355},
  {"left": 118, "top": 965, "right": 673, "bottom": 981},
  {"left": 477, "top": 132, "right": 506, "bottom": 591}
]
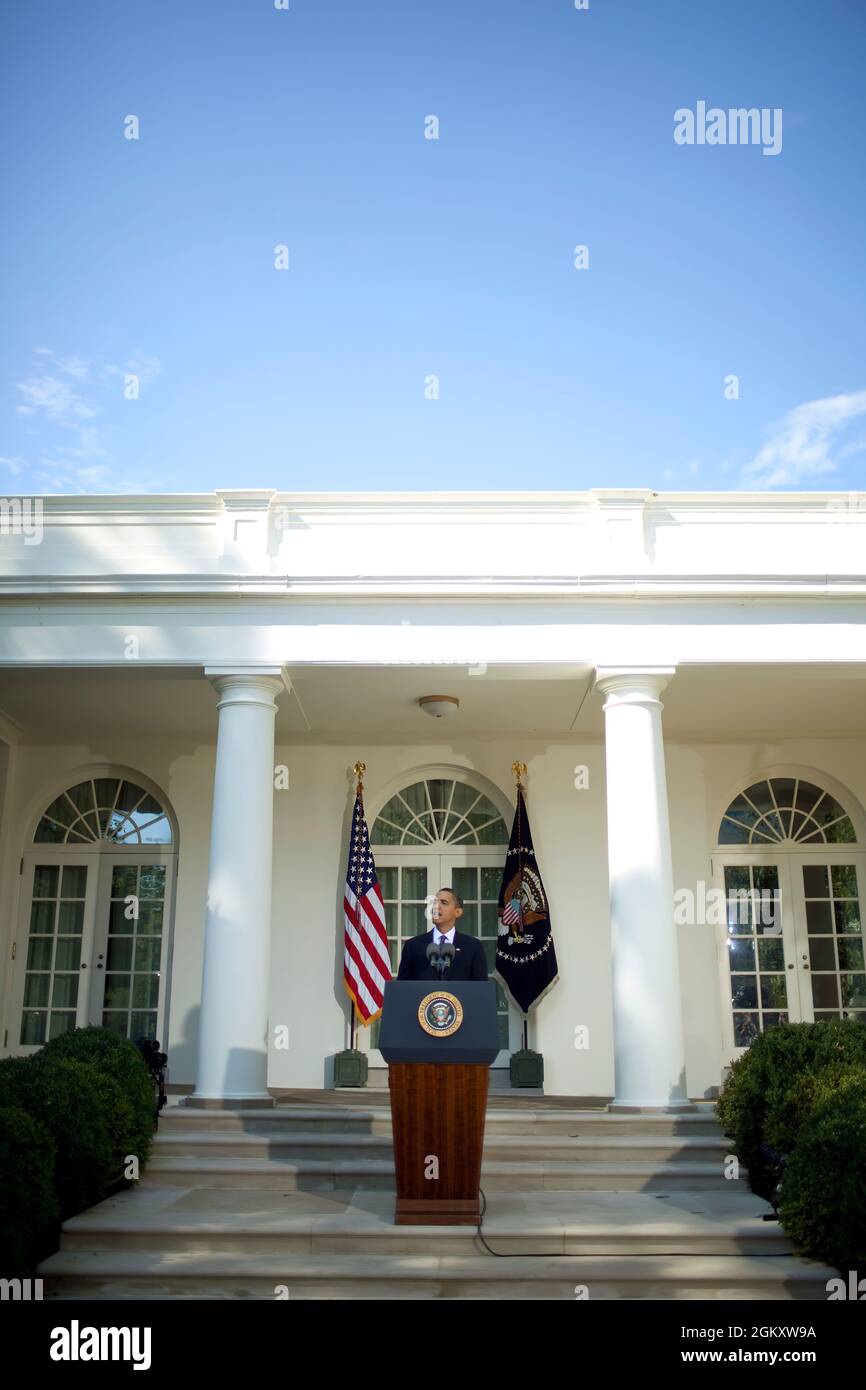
[
  {"left": 439, "top": 942, "right": 455, "bottom": 974},
  {"left": 426, "top": 941, "right": 442, "bottom": 978}
]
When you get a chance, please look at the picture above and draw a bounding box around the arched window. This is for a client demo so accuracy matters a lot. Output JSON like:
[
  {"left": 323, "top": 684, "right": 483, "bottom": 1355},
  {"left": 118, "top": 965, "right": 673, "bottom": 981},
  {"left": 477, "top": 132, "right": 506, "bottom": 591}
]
[
  {"left": 718, "top": 777, "right": 856, "bottom": 847},
  {"left": 34, "top": 776, "right": 173, "bottom": 846},
  {"left": 714, "top": 773, "right": 865, "bottom": 1051},
  {"left": 15, "top": 772, "right": 176, "bottom": 1055},
  {"left": 371, "top": 776, "right": 508, "bottom": 846}
]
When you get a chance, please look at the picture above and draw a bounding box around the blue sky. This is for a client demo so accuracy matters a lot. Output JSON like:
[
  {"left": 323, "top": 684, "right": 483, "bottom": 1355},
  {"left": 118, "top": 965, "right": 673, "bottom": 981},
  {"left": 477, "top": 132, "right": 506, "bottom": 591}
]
[{"left": 1, "top": 0, "right": 865, "bottom": 495}]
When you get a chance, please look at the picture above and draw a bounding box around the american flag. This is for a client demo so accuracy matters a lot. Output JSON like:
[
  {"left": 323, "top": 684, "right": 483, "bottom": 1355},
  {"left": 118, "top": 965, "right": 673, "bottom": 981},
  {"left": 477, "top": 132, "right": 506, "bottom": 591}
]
[
  {"left": 343, "top": 793, "right": 392, "bottom": 1024},
  {"left": 501, "top": 893, "right": 523, "bottom": 928}
]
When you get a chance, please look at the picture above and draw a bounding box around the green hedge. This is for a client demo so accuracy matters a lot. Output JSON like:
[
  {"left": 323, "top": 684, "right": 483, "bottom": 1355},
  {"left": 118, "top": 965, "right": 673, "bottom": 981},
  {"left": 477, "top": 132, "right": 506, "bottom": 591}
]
[
  {"left": 0, "top": 1105, "right": 59, "bottom": 1277},
  {"left": 0, "top": 1055, "right": 118, "bottom": 1218},
  {"left": 778, "top": 1070, "right": 866, "bottom": 1272},
  {"left": 716, "top": 1019, "right": 866, "bottom": 1199},
  {"left": 0, "top": 1029, "right": 158, "bottom": 1276},
  {"left": 38, "top": 1026, "right": 155, "bottom": 1167}
]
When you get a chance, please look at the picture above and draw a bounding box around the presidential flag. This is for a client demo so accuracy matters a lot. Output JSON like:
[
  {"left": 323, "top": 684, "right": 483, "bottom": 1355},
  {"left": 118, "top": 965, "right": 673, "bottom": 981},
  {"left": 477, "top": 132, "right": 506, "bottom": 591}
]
[
  {"left": 343, "top": 792, "right": 392, "bottom": 1024},
  {"left": 496, "top": 788, "right": 558, "bottom": 1013}
]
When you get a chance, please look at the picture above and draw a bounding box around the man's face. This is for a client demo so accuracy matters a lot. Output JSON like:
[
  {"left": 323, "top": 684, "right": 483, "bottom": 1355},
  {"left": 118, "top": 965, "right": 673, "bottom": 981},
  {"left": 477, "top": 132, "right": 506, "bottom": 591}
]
[{"left": 431, "top": 889, "right": 463, "bottom": 930}]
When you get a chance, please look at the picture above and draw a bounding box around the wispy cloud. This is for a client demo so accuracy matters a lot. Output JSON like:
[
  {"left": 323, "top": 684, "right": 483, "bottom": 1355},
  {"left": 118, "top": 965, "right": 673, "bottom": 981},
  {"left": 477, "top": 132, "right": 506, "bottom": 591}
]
[
  {"left": 104, "top": 353, "right": 162, "bottom": 386},
  {"left": 7, "top": 346, "right": 164, "bottom": 493},
  {"left": 28, "top": 347, "right": 92, "bottom": 380},
  {"left": 32, "top": 461, "right": 156, "bottom": 494},
  {"left": 662, "top": 459, "right": 701, "bottom": 483},
  {"left": 54, "top": 426, "right": 107, "bottom": 460},
  {"left": 15, "top": 374, "right": 97, "bottom": 421},
  {"left": 56, "top": 356, "right": 91, "bottom": 382},
  {"left": 742, "top": 390, "right": 866, "bottom": 488}
]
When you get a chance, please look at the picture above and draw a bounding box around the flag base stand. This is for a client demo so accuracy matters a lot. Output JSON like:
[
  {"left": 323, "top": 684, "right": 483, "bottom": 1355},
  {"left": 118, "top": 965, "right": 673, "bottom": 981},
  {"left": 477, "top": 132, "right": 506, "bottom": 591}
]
[
  {"left": 509, "top": 1048, "right": 544, "bottom": 1089},
  {"left": 332, "top": 1049, "right": 368, "bottom": 1088}
]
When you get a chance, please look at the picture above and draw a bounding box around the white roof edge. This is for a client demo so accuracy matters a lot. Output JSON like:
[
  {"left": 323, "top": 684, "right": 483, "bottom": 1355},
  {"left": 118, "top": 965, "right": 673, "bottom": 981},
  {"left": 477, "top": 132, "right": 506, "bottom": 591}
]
[{"left": 22, "top": 487, "right": 866, "bottom": 510}]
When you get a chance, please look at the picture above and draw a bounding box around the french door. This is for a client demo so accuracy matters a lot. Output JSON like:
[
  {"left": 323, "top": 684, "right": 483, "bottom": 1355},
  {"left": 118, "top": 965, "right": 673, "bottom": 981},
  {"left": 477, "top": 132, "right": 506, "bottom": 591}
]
[
  {"left": 10, "top": 848, "right": 175, "bottom": 1055},
  {"left": 714, "top": 851, "right": 866, "bottom": 1057},
  {"left": 360, "top": 850, "right": 515, "bottom": 1066}
]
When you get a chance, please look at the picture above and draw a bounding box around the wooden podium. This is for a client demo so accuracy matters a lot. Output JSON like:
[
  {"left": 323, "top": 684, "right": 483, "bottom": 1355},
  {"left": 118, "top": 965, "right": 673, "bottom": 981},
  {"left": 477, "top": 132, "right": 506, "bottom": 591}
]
[{"left": 378, "top": 980, "right": 498, "bottom": 1225}]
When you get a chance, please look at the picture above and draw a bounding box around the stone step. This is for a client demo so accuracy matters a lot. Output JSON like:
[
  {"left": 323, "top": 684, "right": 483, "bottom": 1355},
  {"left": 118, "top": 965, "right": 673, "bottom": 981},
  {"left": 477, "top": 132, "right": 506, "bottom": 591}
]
[
  {"left": 149, "top": 1129, "right": 730, "bottom": 1164},
  {"left": 55, "top": 1189, "right": 795, "bottom": 1258},
  {"left": 35, "top": 1248, "right": 836, "bottom": 1300},
  {"left": 140, "top": 1154, "right": 733, "bottom": 1192},
  {"left": 158, "top": 1105, "right": 724, "bottom": 1139}
]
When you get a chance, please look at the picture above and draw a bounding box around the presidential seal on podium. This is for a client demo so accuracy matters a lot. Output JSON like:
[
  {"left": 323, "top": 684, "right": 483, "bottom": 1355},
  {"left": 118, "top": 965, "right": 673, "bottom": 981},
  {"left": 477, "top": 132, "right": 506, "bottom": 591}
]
[{"left": 417, "top": 991, "right": 464, "bottom": 1038}]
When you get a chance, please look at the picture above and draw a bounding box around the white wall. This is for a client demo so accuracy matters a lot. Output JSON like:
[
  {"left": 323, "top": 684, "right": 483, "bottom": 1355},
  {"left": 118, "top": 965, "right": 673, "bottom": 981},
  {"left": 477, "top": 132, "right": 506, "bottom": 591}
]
[
  {"left": 267, "top": 740, "right": 613, "bottom": 1097},
  {"left": 2, "top": 730, "right": 865, "bottom": 1100}
]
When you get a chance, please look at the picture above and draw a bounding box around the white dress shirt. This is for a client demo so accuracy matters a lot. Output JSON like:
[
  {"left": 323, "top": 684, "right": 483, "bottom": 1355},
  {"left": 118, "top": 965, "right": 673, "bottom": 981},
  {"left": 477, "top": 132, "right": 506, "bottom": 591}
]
[{"left": 433, "top": 925, "right": 456, "bottom": 945}]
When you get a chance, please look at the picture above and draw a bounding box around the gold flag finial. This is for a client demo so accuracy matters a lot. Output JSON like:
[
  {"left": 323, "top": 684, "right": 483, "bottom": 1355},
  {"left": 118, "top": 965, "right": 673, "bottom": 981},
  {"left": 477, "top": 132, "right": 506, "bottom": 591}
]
[
  {"left": 353, "top": 761, "right": 366, "bottom": 796},
  {"left": 512, "top": 760, "right": 527, "bottom": 788}
]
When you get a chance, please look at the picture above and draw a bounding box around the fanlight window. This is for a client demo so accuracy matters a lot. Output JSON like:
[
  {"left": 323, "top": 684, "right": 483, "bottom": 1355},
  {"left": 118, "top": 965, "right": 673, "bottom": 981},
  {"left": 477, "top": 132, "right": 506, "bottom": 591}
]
[
  {"left": 35, "top": 778, "right": 172, "bottom": 846},
  {"left": 372, "top": 778, "right": 508, "bottom": 846},
  {"left": 718, "top": 778, "right": 856, "bottom": 846}
]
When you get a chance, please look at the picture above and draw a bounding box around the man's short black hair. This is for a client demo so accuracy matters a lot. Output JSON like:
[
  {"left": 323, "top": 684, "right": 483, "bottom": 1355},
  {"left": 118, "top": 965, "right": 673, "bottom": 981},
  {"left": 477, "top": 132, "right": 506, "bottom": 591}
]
[{"left": 439, "top": 886, "right": 464, "bottom": 909}]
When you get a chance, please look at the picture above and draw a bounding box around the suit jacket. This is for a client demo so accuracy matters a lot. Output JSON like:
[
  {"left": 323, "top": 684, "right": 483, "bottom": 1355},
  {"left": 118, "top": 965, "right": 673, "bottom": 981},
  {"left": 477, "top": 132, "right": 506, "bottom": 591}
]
[{"left": 397, "top": 929, "right": 488, "bottom": 982}]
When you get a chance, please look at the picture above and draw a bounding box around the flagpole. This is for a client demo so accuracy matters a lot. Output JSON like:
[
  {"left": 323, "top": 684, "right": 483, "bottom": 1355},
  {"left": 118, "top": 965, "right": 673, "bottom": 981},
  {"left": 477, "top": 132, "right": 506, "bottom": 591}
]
[
  {"left": 349, "top": 759, "right": 367, "bottom": 1052},
  {"left": 512, "top": 760, "right": 528, "bottom": 1054}
]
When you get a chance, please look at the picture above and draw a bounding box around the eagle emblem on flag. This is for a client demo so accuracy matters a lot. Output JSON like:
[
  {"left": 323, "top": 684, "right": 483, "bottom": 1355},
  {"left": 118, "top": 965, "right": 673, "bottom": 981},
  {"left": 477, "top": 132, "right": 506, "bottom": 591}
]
[
  {"left": 499, "top": 864, "right": 547, "bottom": 944},
  {"left": 495, "top": 786, "right": 559, "bottom": 1014}
]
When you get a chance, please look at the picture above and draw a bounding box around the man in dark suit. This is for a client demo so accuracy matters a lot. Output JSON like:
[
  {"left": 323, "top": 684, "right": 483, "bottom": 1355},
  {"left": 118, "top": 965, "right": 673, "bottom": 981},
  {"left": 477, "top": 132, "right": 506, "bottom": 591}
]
[{"left": 397, "top": 887, "right": 488, "bottom": 981}]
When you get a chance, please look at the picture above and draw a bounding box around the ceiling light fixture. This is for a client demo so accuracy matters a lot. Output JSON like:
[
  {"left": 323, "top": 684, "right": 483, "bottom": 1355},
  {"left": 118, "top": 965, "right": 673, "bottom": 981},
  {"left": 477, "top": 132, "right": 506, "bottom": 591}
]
[{"left": 418, "top": 695, "right": 460, "bottom": 719}]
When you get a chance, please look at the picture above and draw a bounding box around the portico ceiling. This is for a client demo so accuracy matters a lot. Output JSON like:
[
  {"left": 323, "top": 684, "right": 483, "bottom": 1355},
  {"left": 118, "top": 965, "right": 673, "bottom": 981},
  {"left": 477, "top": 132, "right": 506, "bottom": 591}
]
[{"left": 0, "top": 662, "right": 865, "bottom": 744}]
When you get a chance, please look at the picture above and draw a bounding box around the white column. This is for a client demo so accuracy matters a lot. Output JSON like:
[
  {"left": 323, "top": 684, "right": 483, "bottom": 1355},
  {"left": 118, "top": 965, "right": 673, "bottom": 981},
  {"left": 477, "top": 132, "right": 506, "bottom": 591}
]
[
  {"left": 595, "top": 667, "right": 691, "bottom": 1111},
  {"left": 190, "top": 669, "right": 284, "bottom": 1106}
]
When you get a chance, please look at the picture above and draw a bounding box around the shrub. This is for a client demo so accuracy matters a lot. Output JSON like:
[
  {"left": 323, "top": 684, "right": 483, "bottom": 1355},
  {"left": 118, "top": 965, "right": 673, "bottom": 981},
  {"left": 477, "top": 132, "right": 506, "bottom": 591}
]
[
  {"left": 764, "top": 1060, "right": 863, "bottom": 1152},
  {"left": 89, "top": 1070, "right": 138, "bottom": 1185},
  {"left": 0, "top": 1033, "right": 157, "bottom": 1274},
  {"left": 716, "top": 1019, "right": 866, "bottom": 1199},
  {"left": 778, "top": 1070, "right": 866, "bottom": 1273},
  {"left": 0, "top": 1056, "right": 116, "bottom": 1219},
  {"left": 38, "top": 1026, "right": 156, "bottom": 1166},
  {"left": 0, "top": 1105, "right": 59, "bottom": 1277},
  {"left": 0, "top": 1056, "right": 35, "bottom": 1106}
]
